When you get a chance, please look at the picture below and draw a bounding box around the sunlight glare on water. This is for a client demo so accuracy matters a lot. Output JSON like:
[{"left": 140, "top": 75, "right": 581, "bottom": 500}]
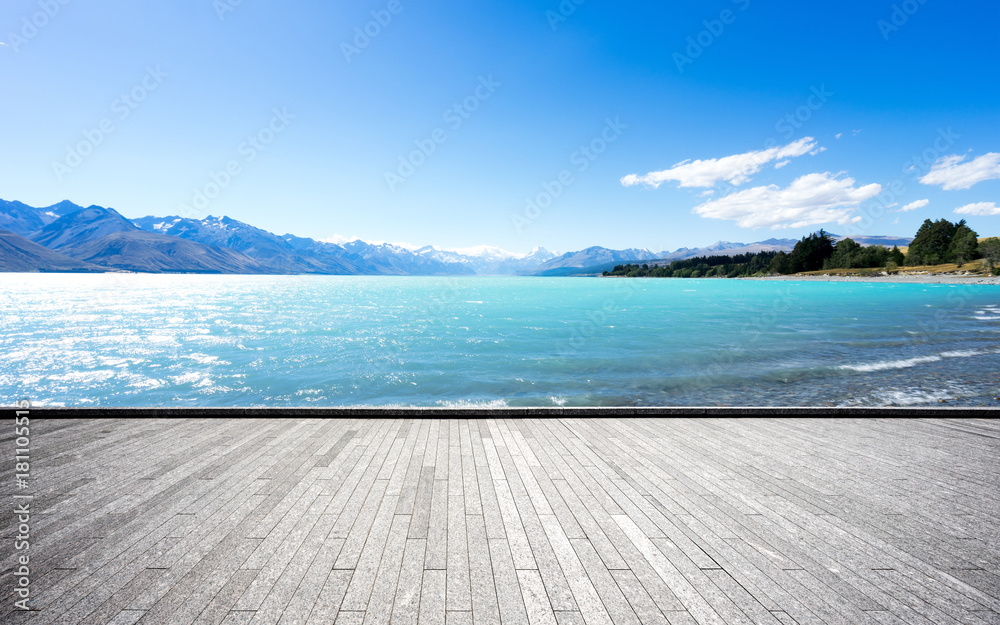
[{"left": 1, "top": 273, "right": 998, "bottom": 407}]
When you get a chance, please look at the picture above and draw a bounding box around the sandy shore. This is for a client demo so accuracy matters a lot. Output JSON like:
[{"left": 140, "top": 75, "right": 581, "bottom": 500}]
[{"left": 744, "top": 274, "right": 1000, "bottom": 285}]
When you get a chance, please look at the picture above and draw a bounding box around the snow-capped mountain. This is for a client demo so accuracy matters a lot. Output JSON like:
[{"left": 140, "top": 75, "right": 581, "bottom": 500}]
[
  {"left": 526, "top": 246, "right": 662, "bottom": 276},
  {"left": 413, "top": 245, "right": 556, "bottom": 275},
  {"left": 0, "top": 199, "right": 83, "bottom": 237},
  {"left": 134, "top": 215, "right": 475, "bottom": 275},
  {"left": 340, "top": 240, "right": 476, "bottom": 276},
  {"left": 133, "top": 214, "right": 363, "bottom": 274},
  {"left": 15, "top": 205, "right": 272, "bottom": 273}
]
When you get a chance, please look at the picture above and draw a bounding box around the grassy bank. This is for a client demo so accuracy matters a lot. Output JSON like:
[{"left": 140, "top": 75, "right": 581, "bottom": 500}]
[{"left": 797, "top": 258, "right": 991, "bottom": 277}]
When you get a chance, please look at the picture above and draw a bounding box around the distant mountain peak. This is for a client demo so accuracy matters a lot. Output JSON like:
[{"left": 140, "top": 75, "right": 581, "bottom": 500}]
[
  {"left": 31, "top": 204, "right": 138, "bottom": 250},
  {"left": 46, "top": 200, "right": 85, "bottom": 213}
]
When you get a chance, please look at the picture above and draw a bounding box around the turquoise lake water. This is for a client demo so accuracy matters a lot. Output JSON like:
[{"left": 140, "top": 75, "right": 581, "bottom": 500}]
[{"left": 1, "top": 274, "right": 998, "bottom": 407}]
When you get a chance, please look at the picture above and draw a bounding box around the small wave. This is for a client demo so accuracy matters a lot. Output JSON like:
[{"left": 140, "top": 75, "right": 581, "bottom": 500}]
[
  {"left": 939, "top": 349, "right": 989, "bottom": 358},
  {"left": 550, "top": 396, "right": 567, "bottom": 406},
  {"left": 840, "top": 348, "right": 994, "bottom": 373},
  {"left": 874, "top": 389, "right": 955, "bottom": 406},
  {"left": 839, "top": 355, "right": 941, "bottom": 372},
  {"left": 435, "top": 399, "right": 509, "bottom": 409}
]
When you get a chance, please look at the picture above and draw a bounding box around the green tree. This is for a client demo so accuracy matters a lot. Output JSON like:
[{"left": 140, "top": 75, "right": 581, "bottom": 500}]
[
  {"left": 947, "top": 220, "right": 979, "bottom": 266},
  {"left": 979, "top": 238, "right": 1000, "bottom": 275},
  {"left": 889, "top": 246, "right": 905, "bottom": 266},
  {"left": 787, "top": 230, "right": 835, "bottom": 272},
  {"left": 906, "top": 218, "right": 957, "bottom": 266},
  {"left": 825, "top": 238, "right": 861, "bottom": 269},
  {"left": 769, "top": 251, "right": 791, "bottom": 275}
]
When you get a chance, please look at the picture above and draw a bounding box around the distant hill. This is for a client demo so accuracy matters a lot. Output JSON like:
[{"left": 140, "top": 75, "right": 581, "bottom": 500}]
[
  {"left": 527, "top": 234, "right": 917, "bottom": 276},
  {"left": 830, "top": 234, "right": 913, "bottom": 248},
  {"left": 0, "top": 229, "right": 106, "bottom": 273},
  {"left": 523, "top": 241, "right": 799, "bottom": 276},
  {"left": 656, "top": 239, "right": 799, "bottom": 262},
  {"left": 525, "top": 246, "right": 660, "bottom": 276}
]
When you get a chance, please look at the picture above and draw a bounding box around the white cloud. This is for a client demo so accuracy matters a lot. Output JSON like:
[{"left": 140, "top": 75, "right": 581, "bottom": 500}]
[
  {"left": 899, "top": 199, "right": 929, "bottom": 212},
  {"left": 954, "top": 202, "right": 1000, "bottom": 216},
  {"left": 835, "top": 132, "right": 843, "bottom": 140},
  {"left": 697, "top": 189, "right": 715, "bottom": 197},
  {"left": 692, "top": 172, "right": 882, "bottom": 229},
  {"left": 774, "top": 160, "right": 790, "bottom": 169},
  {"left": 919, "top": 153, "right": 1000, "bottom": 190},
  {"left": 621, "top": 137, "right": 819, "bottom": 189}
]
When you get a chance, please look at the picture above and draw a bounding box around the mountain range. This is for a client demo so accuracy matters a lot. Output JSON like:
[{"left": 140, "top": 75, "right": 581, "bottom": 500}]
[{"left": 0, "top": 198, "right": 913, "bottom": 276}]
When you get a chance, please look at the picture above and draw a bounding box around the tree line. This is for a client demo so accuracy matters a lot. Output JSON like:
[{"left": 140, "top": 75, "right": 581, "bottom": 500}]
[{"left": 605, "top": 218, "right": 1000, "bottom": 278}]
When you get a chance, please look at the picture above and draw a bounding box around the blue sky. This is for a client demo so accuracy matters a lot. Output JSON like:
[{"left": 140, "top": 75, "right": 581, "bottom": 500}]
[{"left": 2, "top": 0, "right": 998, "bottom": 254}]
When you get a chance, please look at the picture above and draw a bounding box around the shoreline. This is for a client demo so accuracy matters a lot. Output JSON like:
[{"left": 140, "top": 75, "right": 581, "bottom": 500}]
[{"left": 742, "top": 274, "right": 1000, "bottom": 285}]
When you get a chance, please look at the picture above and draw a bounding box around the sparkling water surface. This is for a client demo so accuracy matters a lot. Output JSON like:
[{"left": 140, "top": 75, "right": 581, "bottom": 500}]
[{"left": 2, "top": 274, "right": 998, "bottom": 407}]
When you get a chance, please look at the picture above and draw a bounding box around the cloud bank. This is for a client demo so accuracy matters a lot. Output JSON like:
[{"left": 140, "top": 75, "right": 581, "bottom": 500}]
[
  {"left": 954, "top": 202, "right": 1000, "bottom": 216},
  {"left": 692, "top": 172, "right": 882, "bottom": 229},
  {"left": 621, "top": 137, "right": 819, "bottom": 189},
  {"left": 919, "top": 153, "right": 1000, "bottom": 190}
]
